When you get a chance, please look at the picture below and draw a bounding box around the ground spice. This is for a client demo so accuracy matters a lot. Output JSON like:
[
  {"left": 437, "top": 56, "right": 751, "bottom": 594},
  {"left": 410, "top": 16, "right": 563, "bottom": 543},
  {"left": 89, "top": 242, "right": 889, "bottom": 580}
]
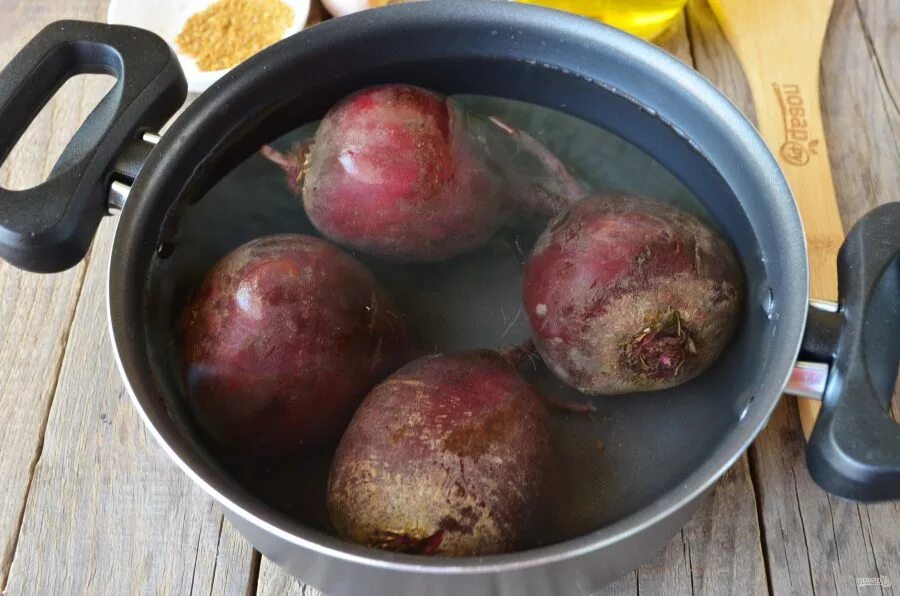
[{"left": 176, "top": 0, "right": 294, "bottom": 72}]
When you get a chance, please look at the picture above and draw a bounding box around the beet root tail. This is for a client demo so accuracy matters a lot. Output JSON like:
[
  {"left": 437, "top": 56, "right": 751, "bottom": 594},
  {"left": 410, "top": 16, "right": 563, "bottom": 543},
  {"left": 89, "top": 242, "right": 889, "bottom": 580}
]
[
  {"left": 260, "top": 141, "right": 312, "bottom": 194},
  {"left": 259, "top": 144, "right": 294, "bottom": 172}
]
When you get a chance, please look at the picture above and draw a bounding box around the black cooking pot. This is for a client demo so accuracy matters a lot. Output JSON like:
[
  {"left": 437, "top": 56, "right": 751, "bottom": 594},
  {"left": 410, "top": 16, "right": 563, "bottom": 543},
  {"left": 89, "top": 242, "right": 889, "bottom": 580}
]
[{"left": 0, "top": 3, "right": 897, "bottom": 595}]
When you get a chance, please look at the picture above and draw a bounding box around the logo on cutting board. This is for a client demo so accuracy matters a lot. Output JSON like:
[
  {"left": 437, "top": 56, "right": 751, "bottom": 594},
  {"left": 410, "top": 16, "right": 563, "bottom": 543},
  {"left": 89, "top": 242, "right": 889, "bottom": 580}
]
[
  {"left": 856, "top": 576, "right": 892, "bottom": 588},
  {"left": 773, "top": 83, "right": 820, "bottom": 166}
]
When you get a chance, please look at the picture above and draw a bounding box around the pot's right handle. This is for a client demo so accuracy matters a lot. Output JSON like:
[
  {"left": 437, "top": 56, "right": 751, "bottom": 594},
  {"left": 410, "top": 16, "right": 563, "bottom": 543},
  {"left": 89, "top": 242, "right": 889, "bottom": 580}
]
[
  {"left": 0, "top": 20, "right": 186, "bottom": 273},
  {"left": 801, "top": 202, "right": 900, "bottom": 501}
]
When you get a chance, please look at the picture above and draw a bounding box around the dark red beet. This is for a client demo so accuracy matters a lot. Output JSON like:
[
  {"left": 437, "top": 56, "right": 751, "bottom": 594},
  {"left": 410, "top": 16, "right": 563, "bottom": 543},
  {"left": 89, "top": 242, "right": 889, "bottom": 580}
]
[
  {"left": 263, "top": 84, "right": 585, "bottom": 261},
  {"left": 327, "top": 351, "right": 551, "bottom": 556},
  {"left": 523, "top": 195, "right": 743, "bottom": 394},
  {"left": 179, "top": 234, "right": 409, "bottom": 455}
]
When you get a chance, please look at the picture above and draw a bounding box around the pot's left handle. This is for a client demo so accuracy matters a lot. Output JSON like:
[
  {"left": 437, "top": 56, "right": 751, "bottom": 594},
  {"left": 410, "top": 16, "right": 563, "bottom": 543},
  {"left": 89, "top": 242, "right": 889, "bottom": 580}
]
[{"left": 0, "top": 20, "right": 187, "bottom": 273}]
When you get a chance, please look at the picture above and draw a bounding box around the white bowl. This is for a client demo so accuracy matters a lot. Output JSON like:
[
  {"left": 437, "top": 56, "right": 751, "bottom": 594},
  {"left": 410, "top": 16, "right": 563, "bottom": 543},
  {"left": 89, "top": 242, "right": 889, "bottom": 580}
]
[{"left": 108, "top": 0, "right": 310, "bottom": 93}]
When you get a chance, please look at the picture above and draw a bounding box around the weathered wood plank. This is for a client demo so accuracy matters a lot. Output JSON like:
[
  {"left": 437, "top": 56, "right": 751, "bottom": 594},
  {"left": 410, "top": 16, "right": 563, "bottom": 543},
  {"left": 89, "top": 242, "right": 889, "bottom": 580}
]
[
  {"left": 3, "top": 216, "right": 255, "bottom": 595},
  {"left": 822, "top": 0, "right": 900, "bottom": 227},
  {"left": 679, "top": 459, "right": 768, "bottom": 595},
  {"left": 0, "top": 0, "right": 111, "bottom": 587},
  {"left": 688, "top": 0, "right": 900, "bottom": 594},
  {"left": 855, "top": 0, "right": 900, "bottom": 130},
  {"left": 0, "top": 255, "right": 85, "bottom": 589},
  {"left": 750, "top": 400, "right": 897, "bottom": 596},
  {"left": 636, "top": 533, "right": 693, "bottom": 596},
  {"left": 594, "top": 570, "right": 639, "bottom": 596},
  {"left": 257, "top": 557, "right": 326, "bottom": 596}
]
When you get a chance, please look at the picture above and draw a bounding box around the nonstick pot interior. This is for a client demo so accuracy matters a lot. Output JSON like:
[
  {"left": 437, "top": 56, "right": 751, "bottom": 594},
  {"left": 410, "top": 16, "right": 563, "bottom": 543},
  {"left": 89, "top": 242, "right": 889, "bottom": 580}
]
[{"left": 109, "top": 0, "right": 807, "bottom": 577}]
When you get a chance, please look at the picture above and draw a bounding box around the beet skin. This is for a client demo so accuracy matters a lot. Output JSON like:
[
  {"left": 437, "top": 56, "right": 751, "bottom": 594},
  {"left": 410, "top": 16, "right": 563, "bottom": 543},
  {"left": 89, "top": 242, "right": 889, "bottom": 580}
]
[
  {"left": 523, "top": 195, "right": 744, "bottom": 394},
  {"left": 301, "top": 85, "right": 507, "bottom": 261},
  {"left": 327, "top": 351, "right": 551, "bottom": 556},
  {"left": 262, "top": 84, "right": 587, "bottom": 262},
  {"left": 179, "top": 234, "right": 409, "bottom": 455}
]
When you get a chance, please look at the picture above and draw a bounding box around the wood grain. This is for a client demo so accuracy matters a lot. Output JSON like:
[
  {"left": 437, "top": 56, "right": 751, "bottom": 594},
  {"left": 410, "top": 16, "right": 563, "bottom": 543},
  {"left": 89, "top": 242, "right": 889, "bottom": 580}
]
[
  {"left": 257, "top": 557, "right": 326, "bottom": 596},
  {"left": 823, "top": 0, "right": 900, "bottom": 228},
  {"left": 0, "top": 252, "right": 84, "bottom": 589},
  {"left": 855, "top": 0, "right": 900, "bottom": 127},
  {"left": 751, "top": 403, "right": 896, "bottom": 596},
  {"left": 688, "top": 1, "right": 900, "bottom": 594},
  {"left": 0, "top": 0, "right": 110, "bottom": 588}
]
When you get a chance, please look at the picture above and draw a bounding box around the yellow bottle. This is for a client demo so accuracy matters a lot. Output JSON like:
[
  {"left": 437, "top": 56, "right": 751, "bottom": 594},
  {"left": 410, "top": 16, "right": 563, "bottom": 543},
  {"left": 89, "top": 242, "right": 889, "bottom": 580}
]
[{"left": 517, "top": 0, "right": 688, "bottom": 40}]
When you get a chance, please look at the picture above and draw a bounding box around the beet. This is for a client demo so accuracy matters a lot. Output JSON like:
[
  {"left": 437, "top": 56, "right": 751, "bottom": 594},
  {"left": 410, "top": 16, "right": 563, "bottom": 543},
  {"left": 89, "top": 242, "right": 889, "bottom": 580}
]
[
  {"left": 327, "top": 350, "right": 551, "bottom": 556},
  {"left": 523, "top": 195, "right": 743, "bottom": 394},
  {"left": 262, "top": 84, "right": 585, "bottom": 261},
  {"left": 179, "top": 234, "right": 409, "bottom": 455}
]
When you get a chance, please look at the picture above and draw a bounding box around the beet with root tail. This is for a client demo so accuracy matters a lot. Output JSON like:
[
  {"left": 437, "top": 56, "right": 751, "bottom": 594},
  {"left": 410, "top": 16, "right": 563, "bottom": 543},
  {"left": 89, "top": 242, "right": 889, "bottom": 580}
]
[{"left": 262, "top": 84, "right": 585, "bottom": 262}]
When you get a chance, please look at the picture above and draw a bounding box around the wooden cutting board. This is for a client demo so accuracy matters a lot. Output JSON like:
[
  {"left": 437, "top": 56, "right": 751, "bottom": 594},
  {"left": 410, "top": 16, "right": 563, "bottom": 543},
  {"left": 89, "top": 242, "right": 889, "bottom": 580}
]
[{"left": 710, "top": 0, "right": 845, "bottom": 438}]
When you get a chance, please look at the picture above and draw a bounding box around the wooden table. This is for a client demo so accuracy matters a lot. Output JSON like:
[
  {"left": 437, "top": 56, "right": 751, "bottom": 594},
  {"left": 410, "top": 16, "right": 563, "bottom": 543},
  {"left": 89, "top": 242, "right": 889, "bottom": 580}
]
[{"left": 0, "top": 1, "right": 897, "bottom": 594}]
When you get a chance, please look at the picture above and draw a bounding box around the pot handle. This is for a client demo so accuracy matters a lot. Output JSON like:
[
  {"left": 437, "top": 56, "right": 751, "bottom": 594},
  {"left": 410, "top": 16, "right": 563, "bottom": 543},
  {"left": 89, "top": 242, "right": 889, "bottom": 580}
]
[
  {"left": 801, "top": 201, "right": 900, "bottom": 501},
  {"left": 0, "top": 20, "right": 186, "bottom": 273}
]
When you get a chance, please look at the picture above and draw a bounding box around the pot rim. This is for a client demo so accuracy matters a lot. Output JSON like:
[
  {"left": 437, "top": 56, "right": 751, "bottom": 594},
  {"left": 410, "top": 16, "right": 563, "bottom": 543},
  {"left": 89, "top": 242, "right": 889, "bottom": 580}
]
[{"left": 108, "top": 0, "right": 809, "bottom": 574}]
